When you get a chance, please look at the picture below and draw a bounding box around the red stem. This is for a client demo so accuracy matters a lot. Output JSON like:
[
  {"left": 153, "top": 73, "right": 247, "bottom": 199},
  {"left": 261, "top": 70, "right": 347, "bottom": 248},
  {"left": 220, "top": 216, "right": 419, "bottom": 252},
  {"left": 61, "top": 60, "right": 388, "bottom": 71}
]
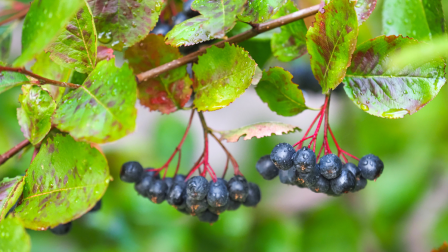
[
  {"left": 308, "top": 96, "right": 329, "bottom": 152},
  {"left": 222, "top": 156, "right": 230, "bottom": 178},
  {"left": 0, "top": 139, "right": 30, "bottom": 166},
  {"left": 295, "top": 111, "right": 321, "bottom": 149},
  {"left": 328, "top": 125, "right": 359, "bottom": 162},
  {"left": 0, "top": 7, "right": 29, "bottom": 26}
]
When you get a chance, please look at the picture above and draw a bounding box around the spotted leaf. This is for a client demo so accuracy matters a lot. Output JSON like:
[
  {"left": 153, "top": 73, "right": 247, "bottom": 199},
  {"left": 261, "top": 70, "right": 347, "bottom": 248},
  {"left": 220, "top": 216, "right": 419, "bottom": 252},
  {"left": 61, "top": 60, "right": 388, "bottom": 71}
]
[
  {"left": 52, "top": 58, "right": 137, "bottom": 143},
  {"left": 0, "top": 62, "right": 31, "bottom": 94},
  {"left": 343, "top": 35, "right": 446, "bottom": 119},
  {"left": 306, "top": 0, "right": 358, "bottom": 94},
  {"left": 218, "top": 122, "right": 300, "bottom": 142},
  {"left": 192, "top": 43, "right": 256, "bottom": 111},
  {"left": 0, "top": 176, "right": 24, "bottom": 221},
  {"left": 238, "top": 0, "right": 287, "bottom": 24},
  {"left": 12, "top": 134, "right": 110, "bottom": 230},
  {"left": 325, "top": 0, "right": 377, "bottom": 25},
  {"left": 125, "top": 34, "right": 192, "bottom": 114}
]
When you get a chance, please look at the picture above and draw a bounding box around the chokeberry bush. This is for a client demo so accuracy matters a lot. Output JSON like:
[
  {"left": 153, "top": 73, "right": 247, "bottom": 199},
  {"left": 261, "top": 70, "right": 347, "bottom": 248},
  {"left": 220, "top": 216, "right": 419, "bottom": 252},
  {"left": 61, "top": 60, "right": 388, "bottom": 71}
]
[{"left": 0, "top": 0, "right": 447, "bottom": 251}]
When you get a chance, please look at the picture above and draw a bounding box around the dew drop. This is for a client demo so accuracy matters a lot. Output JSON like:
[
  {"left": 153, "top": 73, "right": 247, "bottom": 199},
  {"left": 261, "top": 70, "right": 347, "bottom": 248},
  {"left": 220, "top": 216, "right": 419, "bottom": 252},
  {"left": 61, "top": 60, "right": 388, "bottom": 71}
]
[{"left": 98, "top": 31, "right": 113, "bottom": 44}]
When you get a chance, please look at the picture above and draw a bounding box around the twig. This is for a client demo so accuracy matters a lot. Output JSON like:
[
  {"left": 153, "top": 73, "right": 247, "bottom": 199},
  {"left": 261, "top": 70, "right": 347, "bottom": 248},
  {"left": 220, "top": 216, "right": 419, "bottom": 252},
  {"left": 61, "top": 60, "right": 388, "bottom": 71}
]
[
  {"left": 0, "top": 139, "right": 31, "bottom": 166},
  {"left": 135, "top": 4, "right": 320, "bottom": 82},
  {"left": 0, "top": 66, "right": 80, "bottom": 89},
  {"left": 208, "top": 131, "right": 242, "bottom": 176},
  {"left": 0, "top": 7, "right": 29, "bottom": 26}
]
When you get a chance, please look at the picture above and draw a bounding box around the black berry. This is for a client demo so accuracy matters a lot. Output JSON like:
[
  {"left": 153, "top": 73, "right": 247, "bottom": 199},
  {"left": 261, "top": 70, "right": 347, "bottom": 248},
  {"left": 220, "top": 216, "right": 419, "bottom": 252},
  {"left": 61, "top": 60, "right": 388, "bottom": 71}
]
[
  {"left": 292, "top": 146, "right": 316, "bottom": 173},
  {"left": 172, "top": 12, "right": 188, "bottom": 26},
  {"left": 358, "top": 154, "right": 384, "bottom": 180},
  {"left": 151, "top": 21, "right": 172, "bottom": 36},
  {"left": 186, "top": 198, "right": 208, "bottom": 216},
  {"left": 148, "top": 179, "right": 168, "bottom": 204},
  {"left": 296, "top": 166, "right": 320, "bottom": 187},
  {"left": 319, "top": 154, "right": 342, "bottom": 179},
  {"left": 183, "top": 0, "right": 199, "bottom": 18},
  {"left": 226, "top": 199, "right": 241, "bottom": 211},
  {"left": 197, "top": 210, "right": 219, "bottom": 223},
  {"left": 50, "top": 222, "right": 72, "bottom": 235},
  {"left": 134, "top": 173, "right": 155, "bottom": 196},
  {"left": 344, "top": 162, "right": 361, "bottom": 178},
  {"left": 352, "top": 177, "right": 367, "bottom": 192},
  {"left": 89, "top": 200, "right": 102, "bottom": 213},
  {"left": 173, "top": 174, "right": 186, "bottom": 183},
  {"left": 228, "top": 175, "right": 249, "bottom": 202},
  {"left": 330, "top": 167, "right": 356, "bottom": 195},
  {"left": 309, "top": 175, "right": 330, "bottom": 193},
  {"left": 256, "top": 155, "right": 279, "bottom": 180},
  {"left": 279, "top": 168, "right": 297, "bottom": 185},
  {"left": 209, "top": 205, "right": 227, "bottom": 215},
  {"left": 186, "top": 176, "right": 209, "bottom": 200},
  {"left": 167, "top": 181, "right": 186, "bottom": 206},
  {"left": 164, "top": 177, "right": 174, "bottom": 190},
  {"left": 120, "top": 161, "right": 143, "bottom": 183},
  {"left": 243, "top": 183, "right": 261, "bottom": 207},
  {"left": 207, "top": 179, "right": 229, "bottom": 207},
  {"left": 270, "top": 143, "right": 295, "bottom": 170}
]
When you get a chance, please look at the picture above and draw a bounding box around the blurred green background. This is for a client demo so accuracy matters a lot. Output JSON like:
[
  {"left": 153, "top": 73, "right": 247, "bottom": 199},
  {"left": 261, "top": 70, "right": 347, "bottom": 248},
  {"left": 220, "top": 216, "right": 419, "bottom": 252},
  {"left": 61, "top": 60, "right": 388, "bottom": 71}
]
[{"left": 1, "top": 0, "right": 448, "bottom": 251}]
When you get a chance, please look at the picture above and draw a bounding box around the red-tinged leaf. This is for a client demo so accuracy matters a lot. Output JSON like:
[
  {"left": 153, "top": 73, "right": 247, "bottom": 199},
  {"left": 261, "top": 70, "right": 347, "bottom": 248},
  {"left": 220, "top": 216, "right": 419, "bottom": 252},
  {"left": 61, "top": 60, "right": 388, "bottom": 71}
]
[
  {"left": 238, "top": 0, "right": 287, "bottom": 24},
  {"left": 125, "top": 34, "right": 192, "bottom": 114},
  {"left": 0, "top": 176, "right": 24, "bottom": 221},
  {"left": 343, "top": 35, "right": 446, "bottom": 119},
  {"left": 87, "top": 0, "right": 163, "bottom": 50},
  {"left": 97, "top": 46, "right": 114, "bottom": 62},
  {"left": 306, "top": 0, "right": 358, "bottom": 94},
  {"left": 218, "top": 122, "right": 300, "bottom": 143},
  {"left": 192, "top": 43, "right": 257, "bottom": 111},
  {"left": 354, "top": 0, "right": 376, "bottom": 25}
]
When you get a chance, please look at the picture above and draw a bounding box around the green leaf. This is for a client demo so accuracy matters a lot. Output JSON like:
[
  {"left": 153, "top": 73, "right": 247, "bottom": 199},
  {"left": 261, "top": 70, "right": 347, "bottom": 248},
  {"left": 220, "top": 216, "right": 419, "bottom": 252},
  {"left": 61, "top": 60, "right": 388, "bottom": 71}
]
[
  {"left": 0, "top": 176, "right": 24, "bottom": 220},
  {"left": 12, "top": 134, "right": 110, "bottom": 230},
  {"left": 165, "top": 0, "right": 246, "bottom": 46},
  {"left": 271, "top": 1, "right": 307, "bottom": 62},
  {"left": 192, "top": 43, "right": 256, "bottom": 111},
  {"left": 255, "top": 67, "right": 307, "bottom": 116},
  {"left": 87, "top": 0, "right": 163, "bottom": 50},
  {"left": 238, "top": 0, "right": 287, "bottom": 24},
  {"left": 382, "top": 0, "right": 445, "bottom": 40},
  {"left": 354, "top": 0, "right": 377, "bottom": 25},
  {"left": 46, "top": 2, "right": 97, "bottom": 73},
  {"left": 53, "top": 58, "right": 137, "bottom": 143},
  {"left": 218, "top": 122, "right": 300, "bottom": 143},
  {"left": 31, "top": 52, "right": 73, "bottom": 102},
  {"left": 306, "top": 0, "right": 358, "bottom": 94},
  {"left": 0, "top": 217, "right": 31, "bottom": 252},
  {"left": 125, "top": 34, "right": 192, "bottom": 114},
  {"left": 0, "top": 62, "right": 31, "bottom": 94},
  {"left": 343, "top": 35, "right": 446, "bottom": 119},
  {"left": 14, "top": 0, "right": 84, "bottom": 66},
  {"left": 0, "top": 21, "right": 18, "bottom": 62},
  {"left": 17, "top": 85, "right": 57, "bottom": 145}
]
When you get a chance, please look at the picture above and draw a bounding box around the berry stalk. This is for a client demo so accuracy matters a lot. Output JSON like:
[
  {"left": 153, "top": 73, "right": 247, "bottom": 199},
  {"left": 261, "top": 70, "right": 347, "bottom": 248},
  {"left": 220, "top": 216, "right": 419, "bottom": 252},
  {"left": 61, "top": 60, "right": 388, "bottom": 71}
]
[{"left": 0, "top": 139, "right": 31, "bottom": 166}]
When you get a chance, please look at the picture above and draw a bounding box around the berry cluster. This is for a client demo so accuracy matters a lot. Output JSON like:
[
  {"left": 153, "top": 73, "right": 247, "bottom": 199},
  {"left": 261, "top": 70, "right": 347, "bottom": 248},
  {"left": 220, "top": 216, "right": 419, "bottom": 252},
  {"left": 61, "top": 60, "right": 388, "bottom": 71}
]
[
  {"left": 120, "top": 161, "right": 261, "bottom": 223},
  {"left": 256, "top": 143, "right": 384, "bottom": 196},
  {"left": 48, "top": 199, "right": 102, "bottom": 235}
]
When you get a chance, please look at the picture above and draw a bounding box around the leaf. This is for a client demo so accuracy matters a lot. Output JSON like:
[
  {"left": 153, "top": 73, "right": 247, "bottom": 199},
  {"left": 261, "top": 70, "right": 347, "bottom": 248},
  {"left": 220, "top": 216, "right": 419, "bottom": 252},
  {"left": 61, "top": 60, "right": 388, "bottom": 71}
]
[
  {"left": 354, "top": 0, "right": 377, "bottom": 25},
  {"left": 271, "top": 1, "right": 307, "bottom": 62},
  {"left": 0, "top": 218, "right": 31, "bottom": 252},
  {"left": 306, "top": 0, "right": 358, "bottom": 94},
  {"left": 125, "top": 34, "right": 192, "bottom": 114},
  {"left": 52, "top": 58, "right": 137, "bottom": 143},
  {"left": 97, "top": 46, "right": 114, "bottom": 62},
  {"left": 0, "top": 176, "right": 24, "bottom": 220},
  {"left": 0, "top": 62, "right": 31, "bottom": 94},
  {"left": 238, "top": 0, "right": 287, "bottom": 24},
  {"left": 17, "top": 85, "right": 57, "bottom": 145},
  {"left": 46, "top": 2, "right": 97, "bottom": 73},
  {"left": 0, "top": 21, "right": 18, "bottom": 62},
  {"left": 343, "top": 35, "right": 446, "bottom": 119},
  {"left": 382, "top": 0, "right": 445, "bottom": 41},
  {"left": 218, "top": 122, "right": 300, "bottom": 143},
  {"left": 12, "top": 134, "right": 110, "bottom": 230},
  {"left": 13, "top": 0, "right": 84, "bottom": 66},
  {"left": 165, "top": 0, "right": 246, "bottom": 46},
  {"left": 87, "top": 0, "right": 163, "bottom": 50},
  {"left": 255, "top": 67, "right": 307, "bottom": 116},
  {"left": 192, "top": 43, "right": 257, "bottom": 111}
]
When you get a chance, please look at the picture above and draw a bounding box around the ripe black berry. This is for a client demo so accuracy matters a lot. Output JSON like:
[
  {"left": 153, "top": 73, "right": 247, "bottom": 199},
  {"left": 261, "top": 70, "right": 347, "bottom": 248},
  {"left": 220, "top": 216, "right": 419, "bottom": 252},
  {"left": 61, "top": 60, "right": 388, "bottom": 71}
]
[
  {"left": 309, "top": 175, "right": 330, "bottom": 193},
  {"left": 226, "top": 199, "right": 241, "bottom": 211},
  {"left": 330, "top": 167, "right": 356, "bottom": 195},
  {"left": 172, "top": 12, "right": 188, "bottom": 26},
  {"left": 209, "top": 205, "right": 227, "bottom": 215},
  {"left": 167, "top": 181, "right": 186, "bottom": 206},
  {"left": 292, "top": 147, "right": 316, "bottom": 173},
  {"left": 358, "top": 154, "right": 384, "bottom": 180},
  {"left": 148, "top": 179, "right": 168, "bottom": 204},
  {"left": 164, "top": 177, "right": 174, "bottom": 190},
  {"left": 352, "top": 176, "right": 367, "bottom": 192},
  {"left": 256, "top": 155, "right": 279, "bottom": 180},
  {"left": 207, "top": 179, "right": 229, "bottom": 207},
  {"left": 186, "top": 198, "right": 208, "bottom": 216},
  {"left": 89, "top": 200, "right": 102, "bottom": 213},
  {"left": 174, "top": 174, "right": 186, "bottom": 183},
  {"left": 134, "top": 173, "right": 155, "bottom": 196},
  {"left": 344, "top": 163, "right": 361, "bottom": 178},
  {"left": 297, "top": 166, "right": 320, "bottom": 187},
  {"left": 183, "top": 0, "right": 199, "bottom": 18},
  {"left": 186, "top": 176, "right": 209, "bottom": 200},
  {"left": 146, "top": 170, "right": 161, "bottom": 179},
  {"left": 120, "top": 161, "right": 143, "bottom": 183},
  {"left": 50, "top": 222, "right": 72, "bottom": 235},
  {"left": 279, "top": 168, "right": 297, "bottom": 185},
  {"left": 243, "top": 183, "right": 261, "bottom": 207},
  {"left": 319, "top": 154, "right": 342, "bottom": 179},
  {"left": 151, "top": 21, "right": 172, "bottom": 36},
  {"left": 270, "top": 143, "right": 295, "bottom": 170},
  {"left": 228, "top": 175, "right": 249, "bottom": 202},
  {"left": 197, "top": 210, "right": 219, "bottom": 223}
]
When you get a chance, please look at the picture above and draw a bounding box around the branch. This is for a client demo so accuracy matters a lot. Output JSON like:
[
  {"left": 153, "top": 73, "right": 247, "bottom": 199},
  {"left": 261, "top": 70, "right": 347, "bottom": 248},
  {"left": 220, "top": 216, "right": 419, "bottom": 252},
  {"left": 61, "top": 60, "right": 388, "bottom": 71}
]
[
  {"left": 0, "top": 66, "right": 81, "bottom": 89},
  {"left": 0, "top": 139, "right": 31, "bottom": 166},
  {"left": 135, "top": 4, "right": 320, "bottom": 82},
  {"left": 0, "top": 7, "right": 29, "bottom": 26}
]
